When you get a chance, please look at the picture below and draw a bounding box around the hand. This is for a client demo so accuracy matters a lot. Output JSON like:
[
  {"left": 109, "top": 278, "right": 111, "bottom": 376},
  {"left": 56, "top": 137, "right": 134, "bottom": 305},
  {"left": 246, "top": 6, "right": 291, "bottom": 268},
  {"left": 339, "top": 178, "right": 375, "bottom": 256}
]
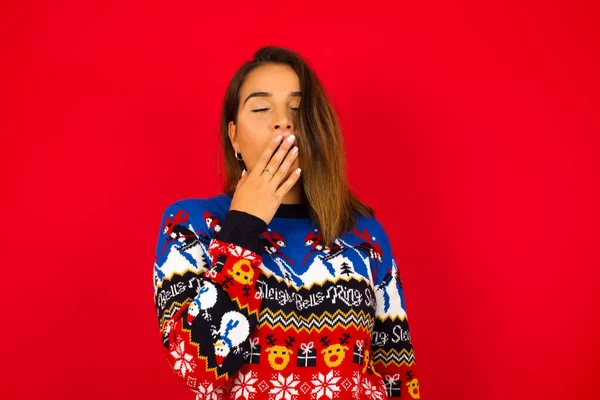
[{"left": 230, "top": 134, "right": 301, "bottom": 225}]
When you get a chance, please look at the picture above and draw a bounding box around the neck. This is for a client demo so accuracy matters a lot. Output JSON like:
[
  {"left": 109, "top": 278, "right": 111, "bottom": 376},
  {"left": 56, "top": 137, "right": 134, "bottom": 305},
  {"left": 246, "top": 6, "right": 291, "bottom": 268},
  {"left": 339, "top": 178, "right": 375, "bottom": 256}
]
[{"left": 281, "top": 181, "right": 303, "bottom": 205}]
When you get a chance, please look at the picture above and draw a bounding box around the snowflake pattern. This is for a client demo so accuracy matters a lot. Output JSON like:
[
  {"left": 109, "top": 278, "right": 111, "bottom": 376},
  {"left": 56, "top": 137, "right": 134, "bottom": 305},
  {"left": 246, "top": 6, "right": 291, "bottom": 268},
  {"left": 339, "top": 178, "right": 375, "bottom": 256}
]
[
  {"left": 170, "top": 338, "right": 195, "bottom": 378},
  {"left": 196, "top": 382, "right": 220, "bottom": 400},
  {"left": 361, "top": 379, "right": 384, "bottom": 400},
  {"left": 185, "top": 368, "right": 396, "bottom": 400},
  {"left": 269, "top": 373, "right": 300, "bottom": 400},
  {"left": 231, "top": 371, "right": 259, "bottom": 400},
  {"left": 311, "top": 371, "right": 341, "bottom": 400},
  {"left": 188, "top": 370, "right": 393, "bottom": 400},
  {"left": 351, "top": 371, "right": 363, "bottom": 400}
]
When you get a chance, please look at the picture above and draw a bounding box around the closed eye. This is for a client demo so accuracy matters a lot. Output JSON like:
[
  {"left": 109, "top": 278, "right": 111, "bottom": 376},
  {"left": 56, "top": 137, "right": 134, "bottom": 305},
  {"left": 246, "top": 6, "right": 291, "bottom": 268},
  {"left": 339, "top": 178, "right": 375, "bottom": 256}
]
[{"left": 252, "top": 108, "right": 299, "bottom": 113}]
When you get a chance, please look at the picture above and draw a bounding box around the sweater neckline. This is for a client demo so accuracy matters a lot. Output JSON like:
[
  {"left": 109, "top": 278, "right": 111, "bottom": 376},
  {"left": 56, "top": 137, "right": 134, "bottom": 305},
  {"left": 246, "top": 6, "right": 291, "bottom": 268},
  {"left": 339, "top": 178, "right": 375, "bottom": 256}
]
[{"left": 274, "top": 202, "right": 310, "bottom": 219}]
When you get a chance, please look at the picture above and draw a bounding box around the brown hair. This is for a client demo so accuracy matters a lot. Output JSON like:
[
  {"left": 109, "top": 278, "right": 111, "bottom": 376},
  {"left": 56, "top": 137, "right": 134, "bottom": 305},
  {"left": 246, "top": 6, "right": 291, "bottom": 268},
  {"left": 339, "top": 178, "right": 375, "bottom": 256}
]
[{"left": 218, "top": 46, "right": 374, "bottom": 247}]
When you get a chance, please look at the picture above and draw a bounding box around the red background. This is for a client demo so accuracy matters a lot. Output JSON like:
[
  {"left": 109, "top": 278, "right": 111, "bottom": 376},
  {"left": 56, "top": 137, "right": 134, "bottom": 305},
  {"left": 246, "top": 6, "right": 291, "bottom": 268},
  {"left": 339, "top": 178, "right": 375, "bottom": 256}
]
[{"left": 1, "top": 1, "right": 599, "bottom": 399}]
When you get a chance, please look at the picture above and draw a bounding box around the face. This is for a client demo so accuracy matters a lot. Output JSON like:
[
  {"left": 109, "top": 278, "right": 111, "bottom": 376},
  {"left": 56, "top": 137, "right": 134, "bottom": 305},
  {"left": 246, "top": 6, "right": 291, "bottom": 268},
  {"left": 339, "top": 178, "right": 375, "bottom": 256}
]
[{"left": 228, "top": 63, "right": 301, "bottom": 177}]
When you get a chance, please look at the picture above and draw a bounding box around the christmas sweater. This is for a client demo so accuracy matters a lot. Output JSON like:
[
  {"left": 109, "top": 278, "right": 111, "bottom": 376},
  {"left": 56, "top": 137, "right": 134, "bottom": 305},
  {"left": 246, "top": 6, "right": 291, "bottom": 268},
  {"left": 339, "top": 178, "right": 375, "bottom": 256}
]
[{"left": 153, "top": 194, "right": 420, "bottom": 400}]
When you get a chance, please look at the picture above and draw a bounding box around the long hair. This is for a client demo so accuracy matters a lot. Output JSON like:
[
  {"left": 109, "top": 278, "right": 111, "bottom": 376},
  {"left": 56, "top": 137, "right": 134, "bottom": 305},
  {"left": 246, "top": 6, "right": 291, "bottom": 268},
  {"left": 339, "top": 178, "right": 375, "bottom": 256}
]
[{"left": 218, "top": 46, "right": 374, "bottom": 247}]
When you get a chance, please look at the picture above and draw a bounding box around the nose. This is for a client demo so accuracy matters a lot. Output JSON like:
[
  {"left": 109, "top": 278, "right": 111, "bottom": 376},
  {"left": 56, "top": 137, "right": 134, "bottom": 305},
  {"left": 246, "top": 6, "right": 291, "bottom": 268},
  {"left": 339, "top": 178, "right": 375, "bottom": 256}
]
[
  {"left": 275, "top": 122, "right": 293, "bottom": 133},
  {"left": 274, "top": 124, "right": 295, "bottom": 145},
  {"left": 272, "top": 103, "right": 296, "bottom": 143},
  {"left": 273, "top": 107, "right": 294, "bottom": 131}
]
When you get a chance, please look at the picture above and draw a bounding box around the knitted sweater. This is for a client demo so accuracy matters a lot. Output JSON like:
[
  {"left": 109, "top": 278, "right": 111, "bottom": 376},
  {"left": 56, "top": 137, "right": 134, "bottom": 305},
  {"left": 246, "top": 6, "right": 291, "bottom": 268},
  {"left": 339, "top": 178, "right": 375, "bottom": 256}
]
[{"left": 153, "top": 194, "right": 420, "bottom": 400}]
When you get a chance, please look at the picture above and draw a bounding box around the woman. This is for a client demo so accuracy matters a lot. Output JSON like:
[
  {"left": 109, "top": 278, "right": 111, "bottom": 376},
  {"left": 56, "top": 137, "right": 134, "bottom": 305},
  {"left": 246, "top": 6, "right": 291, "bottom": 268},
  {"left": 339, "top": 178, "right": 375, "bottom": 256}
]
[{"left": 153, "top": 46, "right": 421, "bottom": 400}]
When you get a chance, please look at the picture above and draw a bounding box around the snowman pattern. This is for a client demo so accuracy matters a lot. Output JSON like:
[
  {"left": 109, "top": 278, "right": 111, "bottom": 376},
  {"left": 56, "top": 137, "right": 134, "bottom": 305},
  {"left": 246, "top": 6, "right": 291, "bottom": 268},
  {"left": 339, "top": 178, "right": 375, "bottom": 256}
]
[
  {"left": 187, "top": 280, "right": 218, "bottom": 323},
  {"left": 211, "top": 311, "right": 251, "bottom": 367}
]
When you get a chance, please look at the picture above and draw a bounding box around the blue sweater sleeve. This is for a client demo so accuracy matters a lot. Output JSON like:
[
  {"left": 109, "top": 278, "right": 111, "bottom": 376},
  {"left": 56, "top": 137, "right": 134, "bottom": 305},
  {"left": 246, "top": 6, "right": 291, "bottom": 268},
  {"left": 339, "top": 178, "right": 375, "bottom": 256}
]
[{"left": 370, "top": 224, "right": 421, "bottom": 399}]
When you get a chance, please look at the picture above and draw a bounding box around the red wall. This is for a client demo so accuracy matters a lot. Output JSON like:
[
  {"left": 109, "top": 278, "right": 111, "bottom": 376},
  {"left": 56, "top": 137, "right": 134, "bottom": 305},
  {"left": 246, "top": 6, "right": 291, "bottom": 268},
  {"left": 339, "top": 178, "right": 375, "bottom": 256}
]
[{"left": 2, "top": 1, "right": 599, "bottom": 399}]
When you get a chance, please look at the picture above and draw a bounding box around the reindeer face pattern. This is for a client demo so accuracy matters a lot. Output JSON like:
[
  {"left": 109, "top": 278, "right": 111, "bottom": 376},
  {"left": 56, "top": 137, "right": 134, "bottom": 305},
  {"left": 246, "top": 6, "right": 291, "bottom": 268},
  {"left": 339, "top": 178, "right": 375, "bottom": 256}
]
[
  {"left": 228, "top": 259, "right": 254, "bottom": 285},
  {"left": 265, "top": 345, "right": 294, "bottom": 370},
  {"left": 321, "top": 344, "right": 349, "bottom": 367},
  {"left": 406, "top": 378, "right": 420, "bottom": 399}
]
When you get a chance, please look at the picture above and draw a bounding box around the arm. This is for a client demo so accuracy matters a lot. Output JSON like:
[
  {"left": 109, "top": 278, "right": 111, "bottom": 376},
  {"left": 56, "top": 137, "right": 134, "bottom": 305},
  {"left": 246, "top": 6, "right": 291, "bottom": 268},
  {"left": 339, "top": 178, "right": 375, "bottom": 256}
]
[
  {"left": 371, "top": 228, "right": 421, "bottom": 399},
  {"left": 153, "top": 202, "right": 266, "bottom": 394}
]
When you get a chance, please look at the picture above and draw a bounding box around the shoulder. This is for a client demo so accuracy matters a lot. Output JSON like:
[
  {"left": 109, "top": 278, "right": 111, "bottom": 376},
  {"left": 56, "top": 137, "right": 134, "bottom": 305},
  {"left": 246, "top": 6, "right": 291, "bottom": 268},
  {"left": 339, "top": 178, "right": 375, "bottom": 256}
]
[
  {"left": 175, "top": 194, "right": 232, "bottom": 217},
  {"left": 163, "top": 193, "right": 232, "bottom": 220},
  {"left": 353, "top": 212, "right": 391, "bottom": 247},
  {"left": 352, "top": 212, "right": 394, "bottom": 282},
  {"left": 159, "top": 193, "right": 233, "bottom": 234}
]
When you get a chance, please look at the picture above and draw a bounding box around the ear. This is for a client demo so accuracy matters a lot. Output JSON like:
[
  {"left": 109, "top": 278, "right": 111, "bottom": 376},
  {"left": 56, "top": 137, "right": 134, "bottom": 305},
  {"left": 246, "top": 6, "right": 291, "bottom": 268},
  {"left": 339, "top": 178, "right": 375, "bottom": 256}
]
[
  {"left": 227, "top": 121, "right": 237, "bottom": 149},
  {"left": 265, "top": 348, "right": 271, "bottom": 353}
]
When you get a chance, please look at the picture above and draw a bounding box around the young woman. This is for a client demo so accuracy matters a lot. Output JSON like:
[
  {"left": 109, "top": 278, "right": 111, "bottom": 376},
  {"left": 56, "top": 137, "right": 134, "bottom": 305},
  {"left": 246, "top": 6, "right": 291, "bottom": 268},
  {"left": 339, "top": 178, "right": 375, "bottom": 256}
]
[{"left": 153, "top": 46, "right": 421, "bottom": 400}]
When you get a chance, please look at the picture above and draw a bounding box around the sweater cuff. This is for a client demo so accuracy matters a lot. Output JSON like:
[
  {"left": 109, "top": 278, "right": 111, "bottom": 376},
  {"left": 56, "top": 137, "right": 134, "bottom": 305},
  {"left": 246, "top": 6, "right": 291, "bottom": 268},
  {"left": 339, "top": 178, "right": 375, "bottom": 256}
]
[{"left": 213, "top": 210, "right": 267, "bottom": 254}]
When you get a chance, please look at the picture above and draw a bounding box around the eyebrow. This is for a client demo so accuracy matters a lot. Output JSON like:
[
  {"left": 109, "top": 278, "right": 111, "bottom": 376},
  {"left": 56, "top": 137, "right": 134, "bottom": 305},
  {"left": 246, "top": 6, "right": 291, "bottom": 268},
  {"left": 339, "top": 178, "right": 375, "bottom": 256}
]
[{"left": 243, "top": 91, "right": 303, "bottom": 105}]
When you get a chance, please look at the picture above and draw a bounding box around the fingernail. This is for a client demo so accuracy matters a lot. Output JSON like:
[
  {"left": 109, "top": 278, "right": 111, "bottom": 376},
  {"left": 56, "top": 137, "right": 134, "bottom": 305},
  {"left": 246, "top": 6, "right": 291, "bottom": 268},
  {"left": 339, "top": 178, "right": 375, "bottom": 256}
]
[
  {"left": 241, "top": 169, "right": 246, "bottom": 177},
  {"left": 274, "top": 135, "right": 282, "bottom": 144},
  {"left": 287, "top": 134, "right": 295, "bottom": 143}
]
